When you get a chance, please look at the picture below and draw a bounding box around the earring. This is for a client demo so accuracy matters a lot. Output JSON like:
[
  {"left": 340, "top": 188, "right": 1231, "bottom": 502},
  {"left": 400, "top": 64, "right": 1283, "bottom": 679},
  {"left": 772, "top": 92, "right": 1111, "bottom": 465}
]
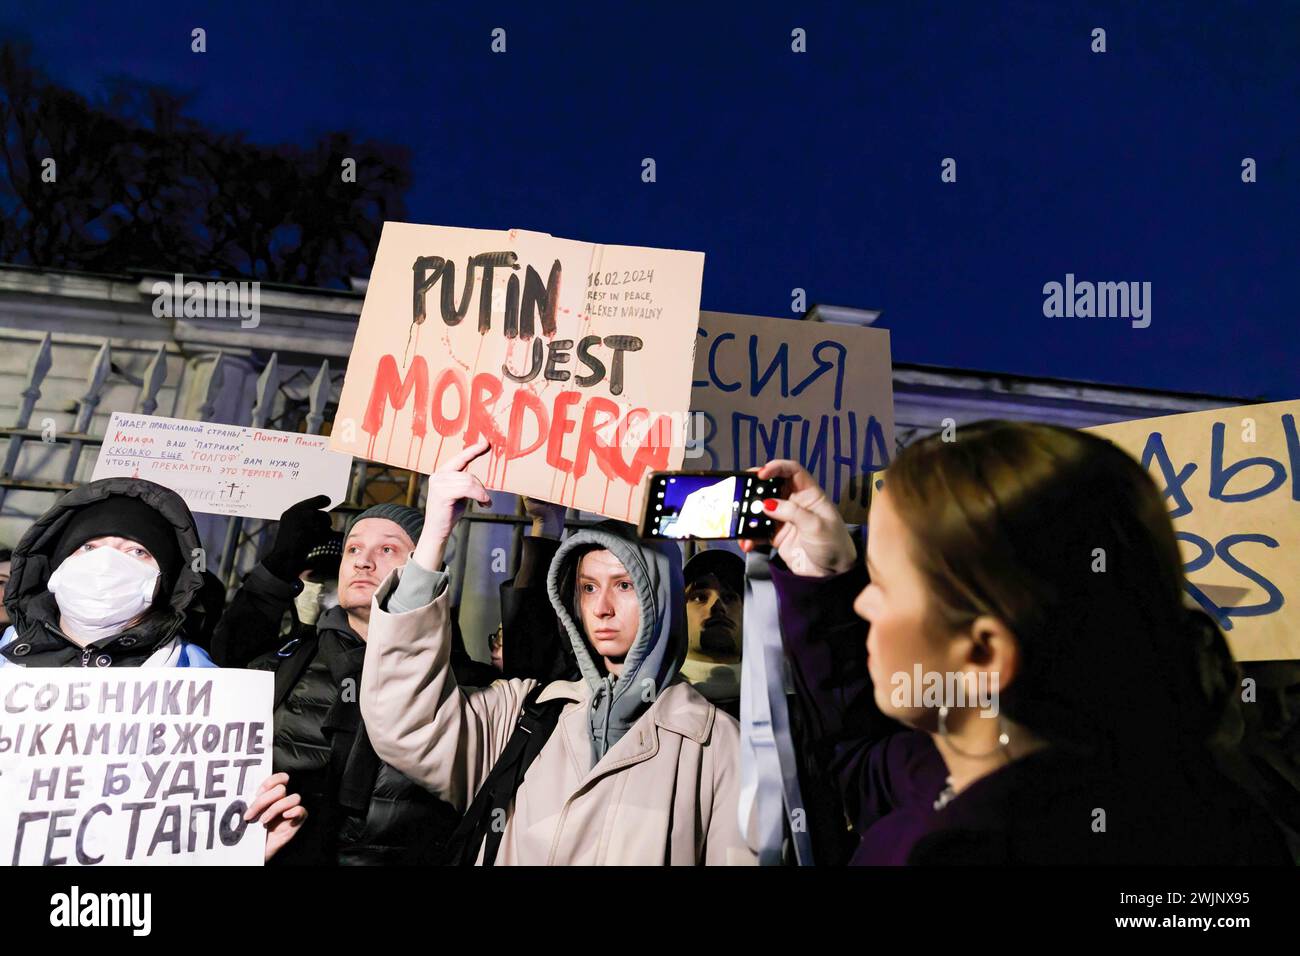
[{"left": 937, "top": 705, "right": 1011, "bottom": 759}]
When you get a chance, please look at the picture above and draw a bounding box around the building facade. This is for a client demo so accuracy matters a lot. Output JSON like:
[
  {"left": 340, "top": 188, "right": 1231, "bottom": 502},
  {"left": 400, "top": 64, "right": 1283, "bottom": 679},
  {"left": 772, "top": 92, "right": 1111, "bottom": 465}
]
[{"left": 0, "top": 264, "right": 1249, "bottom": 661}]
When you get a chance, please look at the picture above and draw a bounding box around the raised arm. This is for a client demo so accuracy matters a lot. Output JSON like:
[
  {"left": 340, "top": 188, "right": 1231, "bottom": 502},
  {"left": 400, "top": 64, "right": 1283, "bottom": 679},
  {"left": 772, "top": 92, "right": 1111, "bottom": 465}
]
[
  {"left": 743, "top": 460, "right": 914, "bottom": 834},
  {"left": 360, "top": 440, "right": 535, "bottom": 809},
  {"left": 362, "top": 564, "right": 535, "bottom": 809}
]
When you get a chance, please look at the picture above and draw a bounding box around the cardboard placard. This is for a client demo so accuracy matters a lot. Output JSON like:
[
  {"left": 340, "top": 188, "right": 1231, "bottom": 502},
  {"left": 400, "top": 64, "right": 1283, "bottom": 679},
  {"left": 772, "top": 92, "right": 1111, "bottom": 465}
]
[
  {"left": 1088, "top": 399, "right": 1300, "bottom": 661},
  {"left": 0, "top": 669, "right": 274, "bottom": 866},
  {"left": 329, "top": 223, "right": 705, "bottom": 522},
  {"left": 690, "top": 311, "right": 895, "bottom": 523},
  {"left": 93, "top": 413, "right": 353, "bottom": 520}
]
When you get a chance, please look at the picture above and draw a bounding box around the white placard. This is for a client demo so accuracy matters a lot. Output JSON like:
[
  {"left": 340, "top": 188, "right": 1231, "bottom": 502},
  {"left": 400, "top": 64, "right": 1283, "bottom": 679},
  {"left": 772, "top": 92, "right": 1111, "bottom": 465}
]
[
  {"left": 93, "top": 412, "right": 352, "bottom": 520},
  {"left": 0, "top": 669, "right": 274, "bottom": 866}
]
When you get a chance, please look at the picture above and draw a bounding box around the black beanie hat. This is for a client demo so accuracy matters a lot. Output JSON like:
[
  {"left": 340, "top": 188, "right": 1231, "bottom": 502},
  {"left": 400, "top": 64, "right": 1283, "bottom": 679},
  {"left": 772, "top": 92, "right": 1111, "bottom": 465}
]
[
  {"left": 51, "top": 496, "right": 183, "bottom": 585},
  {"left": 304, "top": 531, "right": 344, "bottom": 579},
  {"left": 683, "top": 548, "right": 745, "bottom": 598}
]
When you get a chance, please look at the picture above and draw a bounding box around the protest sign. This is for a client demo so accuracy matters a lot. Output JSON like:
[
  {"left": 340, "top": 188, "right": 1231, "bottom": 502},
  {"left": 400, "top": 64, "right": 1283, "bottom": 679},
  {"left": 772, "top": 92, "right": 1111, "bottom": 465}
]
[
  {"left": 690, "top": 311, "right": 895, "bottom": 523},
  {"left": 93, "top": 412, "right": 353, "bottom": 520},
  {"left": 1, "top": 669, "right": 273, "bottom": 866},
  {"left": 1088, "top": 399, "right": 1300, "bottom": 661},
  {"left": 329, "top": 223, "right": 705, "bottom": 522}
]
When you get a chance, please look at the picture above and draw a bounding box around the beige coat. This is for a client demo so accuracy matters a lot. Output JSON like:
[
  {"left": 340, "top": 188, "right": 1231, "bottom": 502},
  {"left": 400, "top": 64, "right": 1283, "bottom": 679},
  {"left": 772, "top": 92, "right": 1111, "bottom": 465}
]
[{"left": 360, "top": 570, "right": 756, "bottom": 865}]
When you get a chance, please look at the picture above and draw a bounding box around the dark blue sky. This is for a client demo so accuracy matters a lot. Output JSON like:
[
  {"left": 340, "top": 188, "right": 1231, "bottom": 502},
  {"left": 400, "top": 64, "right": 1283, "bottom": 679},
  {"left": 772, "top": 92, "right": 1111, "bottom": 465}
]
[{"left": 6, "top": 0, "right": 1297, "bottom": 399}]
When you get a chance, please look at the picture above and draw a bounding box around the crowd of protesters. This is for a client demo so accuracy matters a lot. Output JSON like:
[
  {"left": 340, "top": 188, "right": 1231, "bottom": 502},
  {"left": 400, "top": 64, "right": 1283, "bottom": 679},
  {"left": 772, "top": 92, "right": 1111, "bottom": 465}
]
[{"left": 2, "top": 422, "right": 1298, "bottom": 865}]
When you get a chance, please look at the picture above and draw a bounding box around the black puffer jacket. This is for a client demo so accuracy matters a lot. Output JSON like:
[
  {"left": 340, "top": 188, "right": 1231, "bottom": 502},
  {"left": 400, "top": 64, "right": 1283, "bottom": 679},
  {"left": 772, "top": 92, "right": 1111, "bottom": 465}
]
[
  {"left": 1, "top": 478, "right": 222, "bottom": 668},
  {"left": 219, "top": 564, "right": 462, "bottom": 865}
]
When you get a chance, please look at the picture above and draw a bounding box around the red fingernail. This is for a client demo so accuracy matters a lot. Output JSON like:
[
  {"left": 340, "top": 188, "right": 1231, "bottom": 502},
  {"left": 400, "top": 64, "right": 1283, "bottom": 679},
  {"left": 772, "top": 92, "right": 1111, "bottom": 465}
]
[{"left": 763, "top": 498, "right": 778, "bottom": 511}]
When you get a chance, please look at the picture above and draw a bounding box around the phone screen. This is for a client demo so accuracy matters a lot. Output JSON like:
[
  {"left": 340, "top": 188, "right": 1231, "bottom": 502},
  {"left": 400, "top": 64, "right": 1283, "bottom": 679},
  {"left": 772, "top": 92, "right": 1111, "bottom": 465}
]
[{"left": 640, "top": 471, "right": 784, "bottom": 540}]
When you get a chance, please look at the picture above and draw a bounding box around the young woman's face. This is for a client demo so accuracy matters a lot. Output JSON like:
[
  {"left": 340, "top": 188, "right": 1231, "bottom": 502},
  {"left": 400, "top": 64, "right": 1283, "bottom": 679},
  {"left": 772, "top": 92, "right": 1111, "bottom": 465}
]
[
  {"left": 76, "top": 536, "right": 161, "bottom": 571},
  {"left": 577, "top": 549, "right": 641, "bottom": 668},
  {"left": 853, "top": 490, "right": 957, "bottom": 729}
]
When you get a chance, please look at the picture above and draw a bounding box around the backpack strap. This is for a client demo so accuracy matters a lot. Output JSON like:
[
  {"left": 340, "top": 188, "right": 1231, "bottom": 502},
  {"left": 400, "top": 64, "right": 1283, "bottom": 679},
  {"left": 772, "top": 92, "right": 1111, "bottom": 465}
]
[{"left": 444, "top": 681, "right": 565, "bottom": 866}]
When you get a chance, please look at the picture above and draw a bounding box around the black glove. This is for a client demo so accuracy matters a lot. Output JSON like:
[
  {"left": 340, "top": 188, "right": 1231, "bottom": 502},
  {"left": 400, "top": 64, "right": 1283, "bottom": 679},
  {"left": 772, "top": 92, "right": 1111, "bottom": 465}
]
[{"left": 263, "top": 494, "right": 334, "bottom": 583}]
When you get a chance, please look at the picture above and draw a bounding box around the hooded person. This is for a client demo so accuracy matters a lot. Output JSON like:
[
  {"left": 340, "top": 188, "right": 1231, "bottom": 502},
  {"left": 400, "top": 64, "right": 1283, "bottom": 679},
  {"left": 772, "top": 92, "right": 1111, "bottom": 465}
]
[
  {"left": 359, "top": 441, "right": 755, "bottom": 865},
  {"left": 549, "top": 522, "right": 687, "bottom": 762},
  {"left": 0, "top": 478, "right": 217, "bottom": 669},
  {"left": 0, "top": 478, "right": 311, "bottom": 860}
]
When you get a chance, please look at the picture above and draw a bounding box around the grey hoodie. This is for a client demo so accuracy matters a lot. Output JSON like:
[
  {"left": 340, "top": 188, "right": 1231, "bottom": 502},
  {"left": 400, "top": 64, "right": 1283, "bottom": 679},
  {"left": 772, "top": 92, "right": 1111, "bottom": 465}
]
[{"left": 545, "top": 522, "right": 687, "bottom": 763}]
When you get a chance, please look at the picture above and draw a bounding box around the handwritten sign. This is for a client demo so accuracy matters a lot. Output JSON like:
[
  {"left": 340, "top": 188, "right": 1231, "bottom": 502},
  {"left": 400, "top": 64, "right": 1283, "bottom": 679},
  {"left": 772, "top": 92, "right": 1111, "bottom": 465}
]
[
  {"left": 93, "top": 412, "right": 353, "bottom": 520},
  {"left": 1088, "top": 399, "right": 1300, "bottom": 661},
  {"left": 330, "top": 223, "right": 705, "bottom": 522},
  {"left": 0, "top": 669, "right": 273, "bottom": 866},
  {"left": 690, "top": 311, "right": 895, "bottom": 523}
]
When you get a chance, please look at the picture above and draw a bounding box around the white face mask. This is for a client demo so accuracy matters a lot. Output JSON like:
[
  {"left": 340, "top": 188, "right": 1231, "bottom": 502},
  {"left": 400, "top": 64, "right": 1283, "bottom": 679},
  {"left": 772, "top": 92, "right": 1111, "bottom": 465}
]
[
  {"left": 47, "top": 546, "right": 160, "bottom": 644},
  {"left": 294, "top": 579, "right": 324, "bottom": 626},
  {"left": 294, "top": 580, "right": 340, "bottom": 626}
]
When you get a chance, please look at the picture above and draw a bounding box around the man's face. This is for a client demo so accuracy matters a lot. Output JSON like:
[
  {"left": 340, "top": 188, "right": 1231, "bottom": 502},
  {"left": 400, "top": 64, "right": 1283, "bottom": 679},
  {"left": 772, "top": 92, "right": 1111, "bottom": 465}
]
[
  {"left": 576, "top": 549, "right": 641, "bottom": 671},
  {"left": 337, "top": 519, "right": 415, "bottom": 617},
  {"left": 685, "top": 573, "right": 742, "bottom": 662}
]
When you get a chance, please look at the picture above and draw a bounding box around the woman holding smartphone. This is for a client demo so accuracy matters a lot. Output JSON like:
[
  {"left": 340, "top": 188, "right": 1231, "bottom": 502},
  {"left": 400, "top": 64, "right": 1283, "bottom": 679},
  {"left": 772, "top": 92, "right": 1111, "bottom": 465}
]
[{"left": 745, "top": 421, "right": 1291, "bottom": 864}]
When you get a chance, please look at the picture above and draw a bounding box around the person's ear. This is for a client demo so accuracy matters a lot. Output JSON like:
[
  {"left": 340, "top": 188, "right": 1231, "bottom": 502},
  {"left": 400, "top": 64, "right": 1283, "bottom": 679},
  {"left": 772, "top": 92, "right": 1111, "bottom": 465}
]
[{"left": 962, "top": 614, "right": 1021, "bottom": 690}]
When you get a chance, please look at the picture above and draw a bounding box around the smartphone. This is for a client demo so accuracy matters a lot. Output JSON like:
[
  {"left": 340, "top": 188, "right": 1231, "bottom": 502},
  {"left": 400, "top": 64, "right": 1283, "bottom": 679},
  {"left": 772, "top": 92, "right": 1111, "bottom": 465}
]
[{"left": 639, "top": 470, "right": 787, "bottom": 540}]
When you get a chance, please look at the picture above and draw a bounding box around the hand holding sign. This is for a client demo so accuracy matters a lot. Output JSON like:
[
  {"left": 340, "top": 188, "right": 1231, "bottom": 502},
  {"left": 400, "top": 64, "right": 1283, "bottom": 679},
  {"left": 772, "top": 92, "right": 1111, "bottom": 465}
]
[
  {"left": 413, "top": 439, "right": 493, "bottom": 572},
  {"left": 739, "top": 459, "right": 858, "bottom": 578},
  {"left": 263, "top": 495, "right": 334, "bottom": 583},
  {"left": 245, "top": 772, "right": 307, "bottom": 863}
]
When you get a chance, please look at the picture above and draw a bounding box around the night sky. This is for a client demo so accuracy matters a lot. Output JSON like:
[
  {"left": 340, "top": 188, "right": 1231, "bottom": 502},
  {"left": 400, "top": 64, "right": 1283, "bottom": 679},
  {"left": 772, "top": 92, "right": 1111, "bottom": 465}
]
[{"left": 5, "top": 0, "right": 1297, "bottom": 400}]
